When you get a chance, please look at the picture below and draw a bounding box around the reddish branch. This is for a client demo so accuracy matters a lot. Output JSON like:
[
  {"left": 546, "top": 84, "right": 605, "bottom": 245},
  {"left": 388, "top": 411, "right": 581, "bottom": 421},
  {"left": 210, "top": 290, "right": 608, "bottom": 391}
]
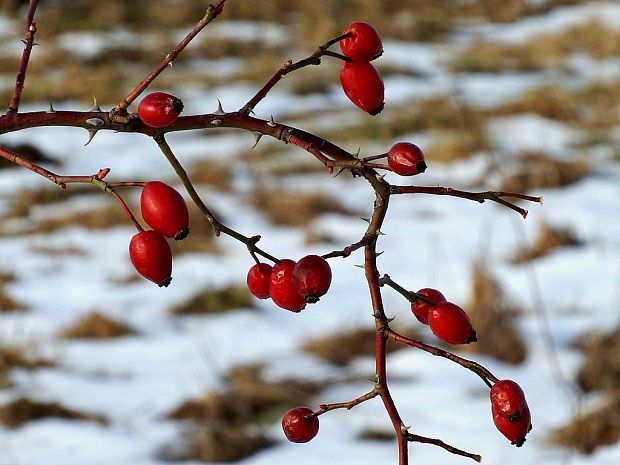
[{"left": 7, "top": 0, "right": 39, "bottom": 113}]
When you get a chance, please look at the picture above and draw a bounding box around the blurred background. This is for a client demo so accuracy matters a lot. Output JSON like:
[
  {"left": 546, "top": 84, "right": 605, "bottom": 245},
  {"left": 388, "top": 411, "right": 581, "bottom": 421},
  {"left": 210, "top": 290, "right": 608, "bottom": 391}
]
[{"left": 0, "top": 1, "right": 619, "bottom": 464}]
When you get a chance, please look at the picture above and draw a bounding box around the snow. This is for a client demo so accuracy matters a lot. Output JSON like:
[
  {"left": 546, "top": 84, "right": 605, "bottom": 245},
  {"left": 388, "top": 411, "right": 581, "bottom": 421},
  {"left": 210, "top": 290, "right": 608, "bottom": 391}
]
[{"left": 1, "top": 2, "right": 620, "bottom": 465}]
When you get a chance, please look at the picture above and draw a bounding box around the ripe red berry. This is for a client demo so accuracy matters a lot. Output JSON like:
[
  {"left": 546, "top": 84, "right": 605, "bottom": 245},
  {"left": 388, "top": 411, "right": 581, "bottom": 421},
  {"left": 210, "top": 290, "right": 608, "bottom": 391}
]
[
  {"left": 140, "top": 181, "right": 190, "bottom": 240},
  {"left": 387, "top": 142, "right": 427, "bottom": 176},
  {"left": 490, "top": 380, "right": 528, "bottom": 422},
  {"left": 339, "top": 61, "right": 384, "bottom": 115},
  {"left": 137, "top": 91, "right": 184, "bottom": 128},
  {"left": 427, "top": 301, "right": 476, "bottom": 344},
  {"left": 247, "top": 263, "right": 273, "bottom": 299},
  {"left": 492, "top": 404, "right": 532, "bottom": 447},
  {"left": 340, "top": 22, "right": 383, "bottom": 61},
  {"left": 282, "top": 406, "right": 319, "bottom": 443},
  {"left": 410, "top": 288, "right": 446, "bottom": 325},
  {"left": 292, "top": 255, "right": 332, "bottom": 304},
  {"left": 270, "top": 259, "right": 306, "bottom": 312},
  {"left": 129, "top": 230, "right": 172, "bottom": 287}
]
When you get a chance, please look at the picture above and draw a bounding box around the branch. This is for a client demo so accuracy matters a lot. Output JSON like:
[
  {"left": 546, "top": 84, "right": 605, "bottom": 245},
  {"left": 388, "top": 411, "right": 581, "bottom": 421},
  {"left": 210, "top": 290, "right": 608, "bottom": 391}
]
[
  {"left": 7, "top": 0, "right": 40, "bottom": 113},
  {"left": 316, "top": 388, "right": 379, "bottom": 416},
  {"left": 115, "top": 0, "right": 228, "bottom": 113},
  {"left": 390, "top": 185, "right": 543, "bottom": 218},
  {"left": 240, "top": 32, "right": 352, "bottom": 115}
]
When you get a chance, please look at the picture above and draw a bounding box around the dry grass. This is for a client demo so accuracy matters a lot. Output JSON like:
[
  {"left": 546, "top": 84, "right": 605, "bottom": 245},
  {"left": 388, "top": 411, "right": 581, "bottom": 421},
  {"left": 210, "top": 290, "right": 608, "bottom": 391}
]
[
  {"left": 463, "top": 262, "right": 527, "bottom": 364},
  {"left": 302, "top": 326, "right": 406, "bottom": 366},
  {"left": 3, "top": 185, "right": 98, "bottom": 220},
  {"left": 0, "top": 397, "right": 107, "bottom": 429},
  {"left": 0, "top": 283, "right": 26, "bottom": 312},
  {"left": 511, "top": 221, "right": 583, "bottom": 264},
  {"left": 161, "top": 363, "right": 322, "bottom": 462},
  {"left": 0, "top": 143, "right": 59, "bottom": 171},
  {"left": 551, "top": 391, "right": 620, "bottom": 454},
  {"left": 59, "top": 312, "right": 136, "bottom": 339},
  {"left": 31, "top": 202, "right": 130, "bottom": 234},
  {"left": 187, "top": 161, "right": 234, "bottom": 192},
  {"left": 452, "top": 20, "right": 620, "bottom": 73},
  {"left": 574, "top": 326, "right": 620, "bottom": 393},
  {"left": 251, "top": 189, "right": 359, "bottom": 227},
  {"left": 171, "top": 284, "right": 254, "bottom": 315},
  {"left": 499, "top": 151, "right": 591, "bottom": 193},
  {"left": 0, "top": 344, "right": 54, "bottom": 389}
]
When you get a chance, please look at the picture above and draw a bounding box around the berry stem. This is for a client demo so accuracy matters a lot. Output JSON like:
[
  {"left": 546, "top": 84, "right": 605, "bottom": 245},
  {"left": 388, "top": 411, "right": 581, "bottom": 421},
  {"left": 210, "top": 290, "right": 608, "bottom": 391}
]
[
  {"left": 7, "top": 0, "right": 39, "bottom": 114},
  {"left": 316, "top": 388, "right": 379, "bottom": 416},
  {"left": 386, "top": 328, "right": 499, "bottom": 387},
  {"left": 406, "top": 433, "right": 482, "bottom": 462},
  {"left": 379, "top": 274, "right": 436, "bottom": 306}
]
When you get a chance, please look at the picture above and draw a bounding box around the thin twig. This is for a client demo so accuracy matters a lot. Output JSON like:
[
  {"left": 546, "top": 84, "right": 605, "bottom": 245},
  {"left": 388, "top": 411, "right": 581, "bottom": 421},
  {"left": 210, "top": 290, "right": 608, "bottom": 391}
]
[
  {"left": 386, "top": 328, "right": 498, "bottom": 387},
  {"left": 7, "top": 0, "right": 40, "bottom": 113},
  {"left": 406, "top": 433, "right": 482, "bottom": 462},
  {"left": 316, "top": 389, "right": 379, "bottom": 416},
  {"left": 391, "top": 184, "right": 542, "bottom": 218},
  {"left": 154, "top": 135, "right": 279, "bottom": 263},
  {"left": 116, "top": 0, "right": 228, "bottom": 113}
]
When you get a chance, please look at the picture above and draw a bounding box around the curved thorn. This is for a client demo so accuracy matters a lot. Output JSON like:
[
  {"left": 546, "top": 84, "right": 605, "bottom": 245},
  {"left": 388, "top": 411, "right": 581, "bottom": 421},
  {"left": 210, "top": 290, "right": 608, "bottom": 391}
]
[
  {"left": 46, "top": 100, "right": 55, "bottom": 114},
  {"left": 214, "top": 99, "right": 225, "bottom": 115},
  {"left": 84, "top": 129, "right": 98, "bottom": 146},
  {"left": 267, "top": 115, "right": 276, "bottom": 127},
  {"left": 252, "top": 131, "right": 263, "bottom": 149},
  {"left": 91, "top": 95, "right": 102, "bottom": 112}
]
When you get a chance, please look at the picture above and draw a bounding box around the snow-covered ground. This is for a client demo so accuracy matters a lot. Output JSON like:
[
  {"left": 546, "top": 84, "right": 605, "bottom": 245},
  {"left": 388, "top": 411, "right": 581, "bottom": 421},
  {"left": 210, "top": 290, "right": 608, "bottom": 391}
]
[{"left": 1, "top": 2, "right": 619, "bottom": 465}]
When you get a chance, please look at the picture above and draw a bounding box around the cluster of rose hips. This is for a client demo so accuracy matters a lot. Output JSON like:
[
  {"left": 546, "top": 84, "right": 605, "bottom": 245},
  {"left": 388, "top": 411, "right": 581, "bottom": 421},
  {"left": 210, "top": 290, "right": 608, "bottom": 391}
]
[
  {"left": 409, "top": 287, "right": 477, "bottom": 345},
  {"left": 128, "top": 181, "right": 189, "bottom": 287},
  {"left": 338, "top": 22, "right": 385, "bottom": 115},
  {"left": 246, "top": 255, "right": 332, "bottom": 312},
  {"left": 490, "top": 379, "right": 532, "bottom": 446}
]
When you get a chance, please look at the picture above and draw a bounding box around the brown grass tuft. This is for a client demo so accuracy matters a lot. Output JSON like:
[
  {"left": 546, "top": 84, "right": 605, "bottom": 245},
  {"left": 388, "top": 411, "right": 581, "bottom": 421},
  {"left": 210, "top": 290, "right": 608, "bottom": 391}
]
[
  {"left": 551, "top": 391, "right": 620, "bottom": 454},
  {"left": 162, "top": 363, "right": 323, "bottom": 462},
  {"left": 464, "top": 262, "right": 527, "bottom": 364},
  {"left": 574, "top": 326, "right": 620, "bottom": 394},
  {"left": 0, "top": 397, "right": 107, "bottom": 429},
  {"left": 302, "top": 326, "right": 410, "bottom": 366},
  {"left": 499, "top": 151, "right": 590, "bottom": 193},
  {"left": 171, "top": 284, "right": 254, "bottom": 315},
  {"left": 511, "top": 221, "right": 583, "bottom": 264},
  {"left": 0, "top": 283, "right": 26, "bottom": 312},
  {"left": 251, "top": 189, "right": 359, "bottom": 227},
  {"left": 0, "top": 345, "right": 54, "bottom": 389},
  {"left": 59, "top": 312, "right": 136, "bottom": 339}
]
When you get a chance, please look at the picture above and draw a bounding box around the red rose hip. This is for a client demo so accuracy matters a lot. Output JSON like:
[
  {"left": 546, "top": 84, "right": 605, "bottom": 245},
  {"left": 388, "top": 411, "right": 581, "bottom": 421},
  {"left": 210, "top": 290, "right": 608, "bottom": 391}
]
[
  {"left": 492, "top": 404, "right": 532, "bottom": 447},
  {"left": 140, "top": 181, "right": 190, "bottom": 240},
  {"left": 137, "top": 91, "right": 184, "bottom": 128},
  {"left": 387, "top": 142, "right": 427, "bottom": 176},
  {"left": 427, "top": 301, "right": 476, "bottom": 344},
  {"left": 490, "top": 379, "right": 528, "bottom": 421},
  {"left": 340, "top": 22, "right": 383, "bottom": 61},
  {"left": 411, "top": 288, "right": 446, "bottom": 324},
  {"left": 340, "top": 61, "right": 384, "bottom": 115},
  {"left": 129, "top": 230, "right": 173, "bottom": 287},
  {"left": 247, "top": 263, "right": 273, "bottom": 299},
  {"left": 292, "top": 255, "right": 332, "bottom": 303},
  {"left": 282, "top": 406, "right": 319, "bottom": 443},
  {"left": 270, "top": 259, "right": 306, "bottom": 312}
]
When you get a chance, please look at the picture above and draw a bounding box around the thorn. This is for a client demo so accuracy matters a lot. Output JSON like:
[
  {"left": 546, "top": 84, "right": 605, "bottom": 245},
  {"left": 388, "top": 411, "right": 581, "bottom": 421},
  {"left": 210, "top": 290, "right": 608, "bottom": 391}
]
[
  {"left": 386, "top": 315, "right": 396, "bottom": 322},
  {"left": 84, "top": 129, "right": 98, "bottom": 146},
  {"left": 360, "top": 217, "right": 370, "bottom": 223},
  {"left": 46, "top": 100, "right": 55, "bottom": 114},
  {"left": 251, "top": 131, "right": 263, "bottom": 149},
  {"left": 375, "top": 251, "right": 384, "bottom": 257},
  {"left": 376, "top": 173, "right": 386, "bottom": 182},
  {"left": 400, "top": 424, "right": 411, "bottom": 434},
  {"left": 90, "top": 95, "right": 101, "bottom": 112},
  {"left": 353, "top": 264, "right": 365, "bottom": 269},
  {"left": 332, "top": 167, "right": 346, "bottom": 178},
  {"left": 168, "top": 61, "right": 174, "bottom": 68},
  {"left": 85, "top": 117, "right": 105, "bottom": 127},
  {"left": 353, "top": 148, "right": 361, "bottom": 159},
  {"left": 376, "top": 229, "right": 385, "bottom": 236},
  {"left": 214, "top": 99, "right": 225, "bottom": 115},
  {"left": 267, "top": 115, "right": 276, "bottom": 127}
]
